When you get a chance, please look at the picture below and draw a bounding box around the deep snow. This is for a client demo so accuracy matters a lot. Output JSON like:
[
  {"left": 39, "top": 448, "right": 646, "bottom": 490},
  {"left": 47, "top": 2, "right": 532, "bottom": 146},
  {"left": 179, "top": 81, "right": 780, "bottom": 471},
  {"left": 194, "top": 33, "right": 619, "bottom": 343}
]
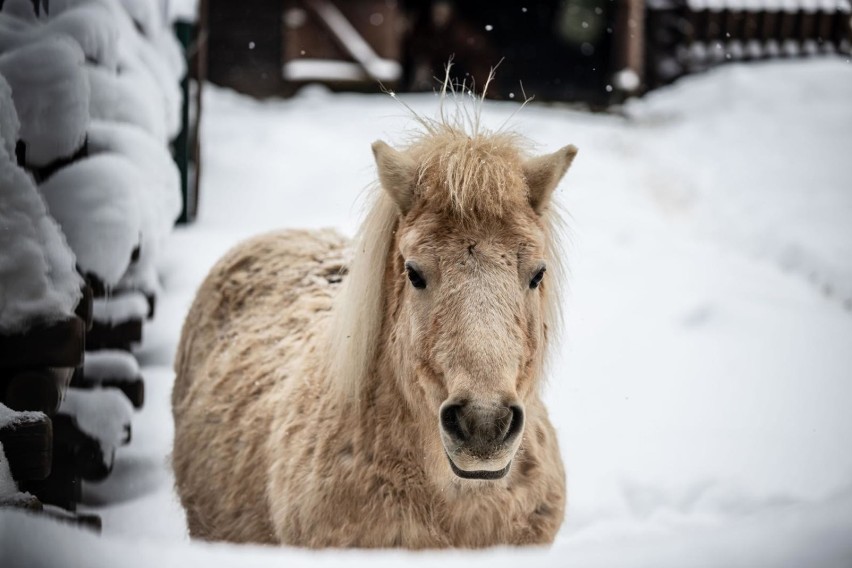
[{"left": 3, "top": 58, "right": 852, "bottom": 566}]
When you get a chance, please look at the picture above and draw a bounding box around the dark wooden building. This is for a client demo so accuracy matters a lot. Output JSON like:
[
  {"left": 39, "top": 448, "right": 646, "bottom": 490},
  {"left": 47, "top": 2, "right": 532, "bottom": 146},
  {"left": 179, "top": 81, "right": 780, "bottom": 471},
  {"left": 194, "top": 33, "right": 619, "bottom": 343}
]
[{"left": 199, "top": 0, "right": 851, "bottom": 105}]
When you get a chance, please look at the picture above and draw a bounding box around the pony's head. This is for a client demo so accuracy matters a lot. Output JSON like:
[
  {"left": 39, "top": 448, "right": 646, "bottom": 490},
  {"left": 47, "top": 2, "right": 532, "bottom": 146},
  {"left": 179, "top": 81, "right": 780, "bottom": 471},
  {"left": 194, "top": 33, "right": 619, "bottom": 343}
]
[{"left": 329, "top": 108, "right": 576, "bottom": 482}]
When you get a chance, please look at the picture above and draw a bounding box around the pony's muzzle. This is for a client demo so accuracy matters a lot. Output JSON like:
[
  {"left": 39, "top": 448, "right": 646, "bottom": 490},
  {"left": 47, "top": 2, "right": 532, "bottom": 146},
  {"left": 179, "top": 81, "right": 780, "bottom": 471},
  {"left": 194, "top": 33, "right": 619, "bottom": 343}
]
[{"left": 439, "top": 399, "right": 524, "bottom": 479}]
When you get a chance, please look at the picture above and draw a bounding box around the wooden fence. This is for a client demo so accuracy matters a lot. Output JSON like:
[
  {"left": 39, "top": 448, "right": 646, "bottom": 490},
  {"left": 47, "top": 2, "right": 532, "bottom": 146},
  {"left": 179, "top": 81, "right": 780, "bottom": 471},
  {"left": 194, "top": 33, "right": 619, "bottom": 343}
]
[{"left": 643, "top": 0, "right": 852, "bottom": 89}]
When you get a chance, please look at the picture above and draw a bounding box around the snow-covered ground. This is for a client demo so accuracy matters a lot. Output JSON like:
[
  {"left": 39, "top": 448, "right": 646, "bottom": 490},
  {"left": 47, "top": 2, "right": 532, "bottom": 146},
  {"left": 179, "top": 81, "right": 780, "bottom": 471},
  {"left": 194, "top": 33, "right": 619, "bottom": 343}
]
[{"left": 3, "top": 58, "right": 852, "bottom": 567}]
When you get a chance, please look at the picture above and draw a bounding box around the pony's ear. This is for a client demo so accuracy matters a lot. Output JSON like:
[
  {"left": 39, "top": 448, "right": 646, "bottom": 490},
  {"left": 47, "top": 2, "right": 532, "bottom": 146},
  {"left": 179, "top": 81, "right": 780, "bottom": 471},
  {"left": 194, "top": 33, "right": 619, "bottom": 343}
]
[
  {"left": 372, "top": 140, "right": 417, "bottom": 213},
  {"left": 524, "top": 144, "right": 578, "bottom": 213}
]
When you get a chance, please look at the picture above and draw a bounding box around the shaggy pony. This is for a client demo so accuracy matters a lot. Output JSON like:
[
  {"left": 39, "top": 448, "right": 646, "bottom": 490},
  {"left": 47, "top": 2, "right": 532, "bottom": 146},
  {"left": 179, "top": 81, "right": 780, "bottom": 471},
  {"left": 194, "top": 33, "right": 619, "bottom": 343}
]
[{"left": 172, "top": 89, "right": 577, "bottom": 548}]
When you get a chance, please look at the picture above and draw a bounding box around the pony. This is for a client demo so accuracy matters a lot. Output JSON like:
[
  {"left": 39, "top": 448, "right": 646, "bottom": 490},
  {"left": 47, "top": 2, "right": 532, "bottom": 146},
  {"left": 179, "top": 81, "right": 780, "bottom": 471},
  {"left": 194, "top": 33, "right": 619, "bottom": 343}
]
[{"left": 171, "top": 92, "right": 578, "bottom": 548}]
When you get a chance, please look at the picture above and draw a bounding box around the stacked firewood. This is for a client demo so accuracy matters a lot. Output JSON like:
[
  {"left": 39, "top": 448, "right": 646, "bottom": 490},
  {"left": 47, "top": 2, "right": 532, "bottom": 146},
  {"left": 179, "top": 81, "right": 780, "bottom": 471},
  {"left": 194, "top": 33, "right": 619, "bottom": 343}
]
[{"left": 0, "top": 0, "right": 184, "bottom": 528}]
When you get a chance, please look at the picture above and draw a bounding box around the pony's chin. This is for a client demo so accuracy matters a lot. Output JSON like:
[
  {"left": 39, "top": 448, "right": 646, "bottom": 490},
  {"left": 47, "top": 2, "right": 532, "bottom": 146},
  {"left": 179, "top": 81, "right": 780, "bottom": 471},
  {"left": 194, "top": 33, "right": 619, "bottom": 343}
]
[{"left": 446, "top": 455, "right": 511, "bottom": 480}]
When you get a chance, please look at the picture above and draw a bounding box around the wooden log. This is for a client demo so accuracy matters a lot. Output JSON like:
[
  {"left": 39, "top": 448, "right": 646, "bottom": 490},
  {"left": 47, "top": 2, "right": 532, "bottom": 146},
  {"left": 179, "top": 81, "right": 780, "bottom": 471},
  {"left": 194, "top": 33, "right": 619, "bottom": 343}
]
[
  {"left": 0, "top": 412, "right": 52, "bottom": 481},
  {"left": 831, "top": 11, "right": 851, "bottom": 48},
  {"left": 86, "top": 319, "right": 143, "bottom": 352},
  {"left": 101, "top": 378, "right": 144, "bottom": 409},
  {"left": 798, "top": 11, "right": 816, "bottom": 43},
  {"left": 1, "top": 368, "right": 72, "bottom": 415},
  {"left": 742, "top": 12, "right": 759, "bottom": 42},
  {"left": 55, "top": 413, "right": 116, "bottom": 482},
  {"left": 73, "top": 375, "right": 145, "bottom": 410},
  {"left": 72, "top": 350, "right": 145, "bottom": 408},
  {"left": 21, "top": 456, "right": 80, "bottom": 511},
  {"left": 760, "top": 11, "right": 779, "bottom": 43},
  {"left": 24, "top": 411, "right": 116, "bottom": 506},
  {"left": 0, "top": 317, "right": 85, "bottom": 370}
]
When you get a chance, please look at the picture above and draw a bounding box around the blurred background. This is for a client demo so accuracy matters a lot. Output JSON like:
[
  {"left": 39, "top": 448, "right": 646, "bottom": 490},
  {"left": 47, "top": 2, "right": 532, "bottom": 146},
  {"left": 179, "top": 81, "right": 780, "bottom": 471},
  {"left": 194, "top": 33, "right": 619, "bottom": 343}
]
[{"left": 1, "top": 0, "right": 851, "bottom": 566}]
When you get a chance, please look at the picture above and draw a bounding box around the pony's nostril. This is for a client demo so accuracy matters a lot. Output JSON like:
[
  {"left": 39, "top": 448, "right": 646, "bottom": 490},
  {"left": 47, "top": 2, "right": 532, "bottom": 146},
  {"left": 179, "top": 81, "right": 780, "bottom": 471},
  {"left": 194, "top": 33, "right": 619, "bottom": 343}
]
[
  {"left": 440, "top": 404, "right": 468, "bottom": 443},
  {"left": 503, "top": 405, "right": 524, "bottom": 443},
  {"left": 443, "top": 402, "right": 524, "bottom": 448}
]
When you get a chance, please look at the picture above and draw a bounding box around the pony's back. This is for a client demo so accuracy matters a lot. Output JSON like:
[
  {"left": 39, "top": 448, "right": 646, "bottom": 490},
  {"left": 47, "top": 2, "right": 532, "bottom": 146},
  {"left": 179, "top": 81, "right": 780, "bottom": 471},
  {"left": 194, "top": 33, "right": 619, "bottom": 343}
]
[{"left": 171, "top": 228, "right": 347, "bottom": 542}]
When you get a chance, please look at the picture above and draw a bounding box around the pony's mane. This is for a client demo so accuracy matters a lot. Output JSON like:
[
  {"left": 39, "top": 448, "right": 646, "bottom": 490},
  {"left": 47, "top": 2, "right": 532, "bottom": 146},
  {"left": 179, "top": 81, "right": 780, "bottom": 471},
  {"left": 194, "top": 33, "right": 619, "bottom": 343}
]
[
  {"left": 326, "top": 78, "right": 567, "bottom": 402},
  {"left": 407, "top": 125, "right": 531, "bottom": 222}
]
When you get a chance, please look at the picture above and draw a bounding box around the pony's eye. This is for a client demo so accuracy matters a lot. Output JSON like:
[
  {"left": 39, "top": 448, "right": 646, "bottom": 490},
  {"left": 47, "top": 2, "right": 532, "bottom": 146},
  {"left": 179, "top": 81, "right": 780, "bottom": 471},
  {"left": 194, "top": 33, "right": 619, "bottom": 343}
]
[
  {"left": 529, "top": 267, "right": 546, "bottom": 289},
  {"left": 405, "top": 262, "right": 427, "bottom": 289}
]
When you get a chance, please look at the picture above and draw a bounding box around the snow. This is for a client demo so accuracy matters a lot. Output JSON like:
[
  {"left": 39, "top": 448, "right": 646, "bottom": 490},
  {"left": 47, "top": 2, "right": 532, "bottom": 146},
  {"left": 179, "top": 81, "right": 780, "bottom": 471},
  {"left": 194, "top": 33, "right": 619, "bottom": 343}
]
[
  {"left": 0, "top": 403, "right": 45, "bottom": 431},
  {"left": 38, "top": 154, "right": 143, "bottom": 286},
  {"left": 87, "top": 120, "right": 182, "bottom": 240},
  {"left": 0, "top": 72, "right": 19, "bottom": 161},
  {"left": 42, "top": 3, "right": 121, "bottom": 72},
  {"left": 0, "top": 0, "right": 38, "bottom": 22},
  {"left": 86, "top": 119, "right": 181, "bottom": 297},
  {"left": 92, "top": 292, "right": 149, "bottom": 324},
  {"left": 0, "top": 442, "right": 21, "bottom": 501},
  {"left": 83, "top": 349, "right": 141, "bottom": 381},
  {"left": 116, "top": 0, "right": 163, "bottom": 39},
  {"left": 48, "top": 0, "right": 184, "bottom": 140},
  {"left": 613, "top": 68, "right": 640, "bottom": 92},
  {"left": 0, "top": 97, "right": 82, "bottom": 332},
  {"left": 3, "top": 58, "right": 852, "bottom": 565},
  {"left": 87, "top": 64, "right": 167, "bottom": 142},
  {"left": 284, "top": 59, "right": 402, "bottom": 83},
  {"left": 167, "top": 0, "right": 199, "bottom": 23},
  {"left": 151, "top": 28, "right": 186, "bottom": 87},
  {"left": 59, "top": 387, "right": 133, "bottom": 456},
  {"left": 0, "top": 4, "right": 120, "bottom": 72},
  {"left": 0, "top": 35, "right": 90, "bottom": 167},
  {"left": 623, "top": 62, "right": 852, "bottom": 306}
]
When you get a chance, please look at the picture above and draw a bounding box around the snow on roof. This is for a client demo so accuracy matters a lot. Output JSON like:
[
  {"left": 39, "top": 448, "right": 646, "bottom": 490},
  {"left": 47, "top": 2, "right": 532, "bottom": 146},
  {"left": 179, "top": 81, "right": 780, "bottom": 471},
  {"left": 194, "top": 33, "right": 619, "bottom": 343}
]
[
  {"left": 38, "top": 154, "right": 144, "bottom": 286},
  {"left": 0, "top": 35, "right": 90, "bottom": 167}
]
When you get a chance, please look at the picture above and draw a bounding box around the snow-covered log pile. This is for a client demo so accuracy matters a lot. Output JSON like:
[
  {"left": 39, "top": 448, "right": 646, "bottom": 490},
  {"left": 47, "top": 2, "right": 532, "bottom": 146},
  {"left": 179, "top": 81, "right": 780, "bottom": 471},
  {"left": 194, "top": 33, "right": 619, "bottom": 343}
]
[
  {"left": 0, "top": 63, "right": 84, "bottom": 428},
  {"left": 0, "top": 74, "right": 82, "bottom": 336},
  {"left": 0, "top": 0, "right": 184, "bottom": 303},
  {"left": 0, "top": 0, "right": 186, "bottom": 523}
]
